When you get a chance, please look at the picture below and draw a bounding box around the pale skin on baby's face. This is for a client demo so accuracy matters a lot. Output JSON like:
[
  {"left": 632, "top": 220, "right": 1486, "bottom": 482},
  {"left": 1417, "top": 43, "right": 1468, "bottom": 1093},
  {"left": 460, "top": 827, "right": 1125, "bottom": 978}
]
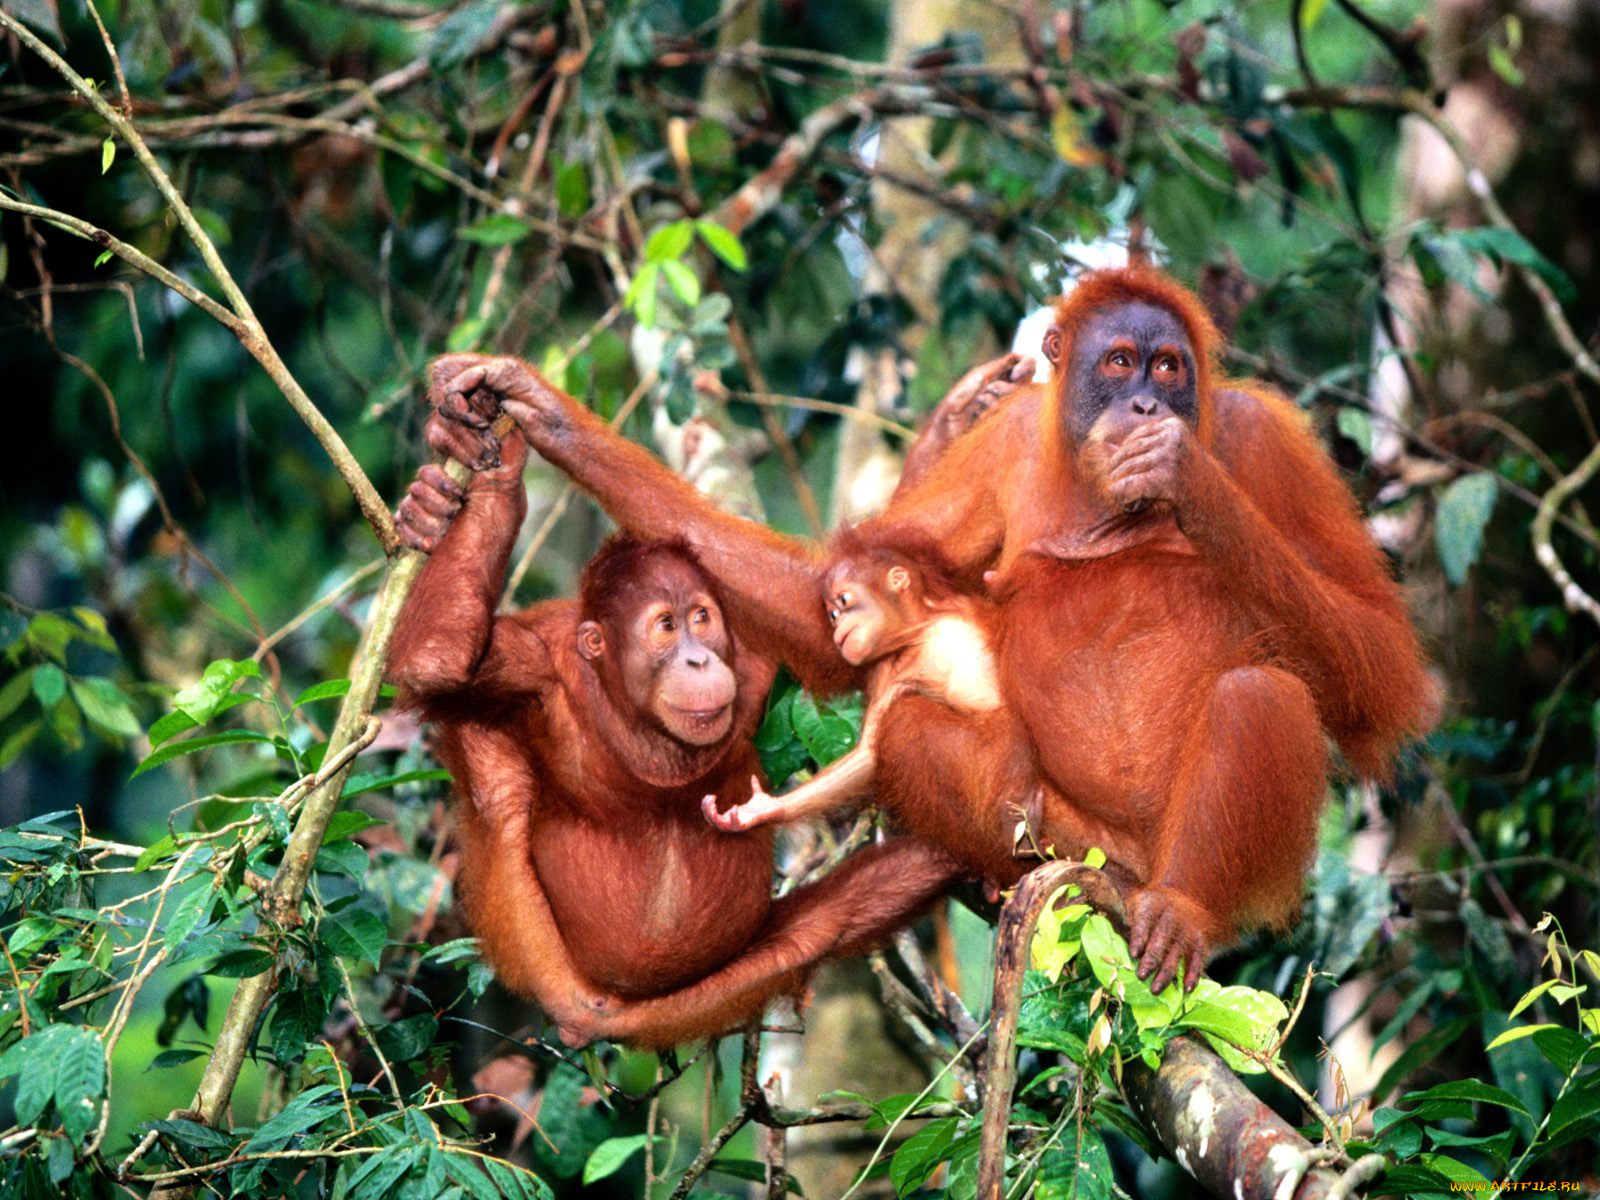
[{"left": 824, "top": 564, "right": 910, "bottom": 666}]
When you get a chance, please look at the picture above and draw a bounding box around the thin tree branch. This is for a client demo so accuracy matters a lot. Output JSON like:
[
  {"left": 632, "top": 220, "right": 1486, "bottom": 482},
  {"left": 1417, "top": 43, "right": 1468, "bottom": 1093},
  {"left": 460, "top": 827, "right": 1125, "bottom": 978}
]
[{"left": 0, "top": 8, "right": 398, "bottom": 547}]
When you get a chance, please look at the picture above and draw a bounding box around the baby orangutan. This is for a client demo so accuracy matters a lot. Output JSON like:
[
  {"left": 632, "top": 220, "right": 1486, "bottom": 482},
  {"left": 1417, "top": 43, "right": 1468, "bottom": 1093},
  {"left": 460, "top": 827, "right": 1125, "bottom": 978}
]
[{"left": 703, "top": 532, "right": 1065, "bottom": 886}]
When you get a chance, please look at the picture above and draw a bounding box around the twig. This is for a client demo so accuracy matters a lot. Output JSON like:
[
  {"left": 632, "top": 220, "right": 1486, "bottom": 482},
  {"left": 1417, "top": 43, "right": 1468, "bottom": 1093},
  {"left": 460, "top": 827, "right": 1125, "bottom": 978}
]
[
  {"left": 1397, "top": 92, "right": 1600, "bottom": 628},
  {"left": 668, "top": 1030, "right": 764, "bottom": 1200},
  {"left": 333, "top": 957, "right": 404, "bottom": 1104},
  {"left": 0, "top": 10, "right": 397, "bottom": 548},
  {"left": 725, "top": 388, "right": 917, "bottom": 439},
  {"left": 253, "top": 559, "right": 384, "bottom": 661},
  {"left": 977, "top": 863, "right": 1124, "bottom": 1200},
  {"left": 727, "top": 315, "right": 825, "bottom": 537},
  {"left": 838, "top": 1024, "right": 988, "bottom": 1200}
]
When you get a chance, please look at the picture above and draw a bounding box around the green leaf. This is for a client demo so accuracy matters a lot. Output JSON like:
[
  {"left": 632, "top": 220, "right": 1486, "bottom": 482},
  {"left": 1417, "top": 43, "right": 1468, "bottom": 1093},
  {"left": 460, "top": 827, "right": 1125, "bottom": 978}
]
[
  {"left": 555, "top": 162, "right": 590, "bottom": 219},
  {"left": 1548, "top": 1083, "right": 1600, "bottom": 1137},
  {"left": 145, "top": 694, "right": 254, "bottom": 742},
  {"left": 0, "top": 721, "right": 41, "bottom": 768},
  {"left": 695, "top": 220, "right": 748, "bottom": 270},
  {"left": 1336, "top": 407, "right": 1373, "bottom": 457},
  {"left": 1176, "top": 982, "right": 1289, "bottom": 1068},
  {"left": 1485, "top": 1022, "right": 1559, "bottom": 1051},
  {"left": 244, "top": 1084, "right": 346, "bottom": 1152},
  {"left": 341, "top": 768, "right": 451, "bottom": 799},
  {"left": 448, "top": 315, "right": 488, "bottom": 352},
  {"left": 1435, "top": 473, "right": 1498, "bottom": 586},
  {"left": 430, "top": 0, "right": 498, "bottom": 70},
  {"left": 1401, "top": 1079, "right": 1528, "bottom": 1116},
  {"left": 790, "top": 691, "right": 860, "bottom": 765},
  {"left": 163, "top": 881, "right": 216, "bottom": 950},
  {"left": 9, "top": 916, "right": 62, "bottom": 957},
  {"left": 457, "top": 213, "right": 534, "bottom": 246},
  {"left": 101, "top": 137, "right": 115, "bottom": 174},
  {"left": 70, "top": 676, "right": 141, "bottom": 737},
  {"left": 1038, "top": 1124, "right": 1114, "bottom": 1200},
  {"left": 643, "top": 220, "right": 694, "bottom": 263},
  {"left": 26, "top": 613, "right": 78, "bottom": 662},
  {"left": 47, "top": 1130, "right": 75, "bottom": 1183},
  {"left": 1531, "top": 1025, "right": 1591, "bottom": 1072},
  {"left": 660, "top": 259, "right": 701, "bottom": 307},
  {"left": 315, "top": 840, "right": 370, "bottom": 878},
  {"left": 31, "top": 663, "right": 67, "bottom": 708},
  {"left": 133, "top": 835, "right": 177, "bottom": 872},
  {"left": 293, "top": 679, "right": 352, "bottom": 706},
  {"left": 1448, "top": 226, "right": 1576, "bottom": 303},
  {"left": 322, "top": 810, "right": 386, "bottom": 842},
  {"left": 94, "top": 249, "right": 114, "bottom": 268},
  {"left": 343, "top": 1144, "right": 419, "bottom": 1199},
  {"left": 626, "top": 262, "right": 660, "bottom": 328},
  {"left": 0, "top": 1025, "right": 104, "bottom": 1141},
  {"left": 320, "top": 907, "right": 387, "bottom": 966},
  {"left": 173, "top": 659, "right": 260, "bottom": 725},
  {"left": 1372, "top": 1016, "right": 1475, "bottom": 1100},
  {"left": 143, "top": 1117, "right": 233, "bottom": 1151},
  {"left": 0, "top": 668, "right": 35, "bottom": 723},
  {"left": 132, "top": 728, "right": 276, "bottom": 778},
  {"left": 53, "top": 1025, "right": 106, "bottom": 1143},
  {"left": 1487, "top": 43, "right": 1524, "bottom": 87},
  {"left": 582, "top": 1134, "right": 654, "bottom": 1185},
  {"left": 375, "top": 1013, "right": 438, "bottom": 1062},
  {"left": 1419, "top": 1152, "right": 1488, "bottom": 1186},
  {"left": 889, "top": 1117, "right": 958, "bottom": 1195},
  {"left": 70, "top": 607, "right": 114, "bottom": 648}
]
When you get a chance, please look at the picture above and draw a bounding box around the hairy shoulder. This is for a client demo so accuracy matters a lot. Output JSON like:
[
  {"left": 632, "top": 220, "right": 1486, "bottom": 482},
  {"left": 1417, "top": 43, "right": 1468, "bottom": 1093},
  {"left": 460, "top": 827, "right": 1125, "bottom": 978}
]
[{"left": 1210, "top": 381, "right": 1323, "bottom": 468}]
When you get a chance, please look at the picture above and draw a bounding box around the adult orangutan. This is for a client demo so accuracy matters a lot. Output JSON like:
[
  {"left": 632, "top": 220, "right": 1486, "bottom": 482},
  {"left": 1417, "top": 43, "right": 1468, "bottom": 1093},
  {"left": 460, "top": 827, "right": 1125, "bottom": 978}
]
[
  {"left": 442, "top": 266, "right": 1434, "bottom": 993},
  {"left": 387, "top": 364, "right": 962, "bottom": 1049}
]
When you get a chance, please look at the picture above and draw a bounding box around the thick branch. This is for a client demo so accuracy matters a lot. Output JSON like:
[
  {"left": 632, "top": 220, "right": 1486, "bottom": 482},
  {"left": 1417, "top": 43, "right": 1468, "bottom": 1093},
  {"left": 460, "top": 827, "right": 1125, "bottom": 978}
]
[
  {"left": 1123, "top": 1040, "right": 1385, "bottom": 1200},
  {"left": 976, "top": 863, "right": 1378, "bottom": 1200}
]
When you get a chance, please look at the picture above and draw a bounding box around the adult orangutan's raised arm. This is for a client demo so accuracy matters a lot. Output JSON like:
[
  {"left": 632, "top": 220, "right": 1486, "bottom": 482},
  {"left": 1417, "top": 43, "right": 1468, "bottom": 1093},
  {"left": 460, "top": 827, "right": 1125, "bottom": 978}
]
[
  {"left": 895, "top": 352, "right": 1035, "bottom": 496},
  {"left": 434, "top": 356, "right": 854, "bottom": 694}
]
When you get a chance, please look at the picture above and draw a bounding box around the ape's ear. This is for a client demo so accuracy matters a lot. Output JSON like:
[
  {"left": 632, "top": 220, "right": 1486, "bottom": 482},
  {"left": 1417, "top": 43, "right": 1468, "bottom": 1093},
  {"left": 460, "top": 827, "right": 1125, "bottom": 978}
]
[
  {"left": 577, "top": 621, "right": 605, "bottom": 661},
  {"left": 1042, "top": 326, "right": 1064, "bottom": 369},
  {"left": 887, "top": 566, "right": 911, "bottom": 593}
]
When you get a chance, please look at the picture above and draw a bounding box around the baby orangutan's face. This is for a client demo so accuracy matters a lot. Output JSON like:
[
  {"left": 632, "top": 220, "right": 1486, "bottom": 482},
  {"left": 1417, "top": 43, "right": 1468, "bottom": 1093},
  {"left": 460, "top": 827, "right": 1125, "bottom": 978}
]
[{"left": 824, "top": 563, "right": 911, "bottom": 666}]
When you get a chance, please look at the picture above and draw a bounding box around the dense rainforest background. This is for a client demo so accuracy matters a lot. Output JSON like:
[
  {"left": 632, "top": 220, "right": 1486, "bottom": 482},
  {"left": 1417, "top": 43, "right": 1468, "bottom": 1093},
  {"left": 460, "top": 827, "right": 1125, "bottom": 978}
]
[{"left": 0, "top": 0, "right": 1596, "bottom": 1196}]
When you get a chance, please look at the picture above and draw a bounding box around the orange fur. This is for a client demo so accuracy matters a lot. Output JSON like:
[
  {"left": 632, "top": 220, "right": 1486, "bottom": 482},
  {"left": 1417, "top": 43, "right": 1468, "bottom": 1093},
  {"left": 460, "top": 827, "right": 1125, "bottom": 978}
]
[
  {"left": 388, "top": 457, "right": 958, "bottom": 1049},
  {"left": 485, "top": 272, "right": 1434, "bottom": 973},
  {"left": 861, "top": 267, "right": 1434, "bottom": 957}
]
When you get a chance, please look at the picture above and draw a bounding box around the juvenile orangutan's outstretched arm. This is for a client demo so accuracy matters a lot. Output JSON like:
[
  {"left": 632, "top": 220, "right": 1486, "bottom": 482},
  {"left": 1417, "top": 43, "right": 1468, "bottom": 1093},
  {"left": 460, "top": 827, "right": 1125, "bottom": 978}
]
[
  {"left": 703, "top": 682, "right": 914, "bottom": 831},
  {"left": 702, "top": 747, "right": 875, "bottom": 832}
]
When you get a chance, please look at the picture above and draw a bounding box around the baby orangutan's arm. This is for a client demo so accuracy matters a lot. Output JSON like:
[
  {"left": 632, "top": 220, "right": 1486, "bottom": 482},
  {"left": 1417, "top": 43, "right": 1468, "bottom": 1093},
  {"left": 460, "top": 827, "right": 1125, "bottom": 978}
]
[{"left": 702, "top": 682, "right": 915, "bottom": 832}]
